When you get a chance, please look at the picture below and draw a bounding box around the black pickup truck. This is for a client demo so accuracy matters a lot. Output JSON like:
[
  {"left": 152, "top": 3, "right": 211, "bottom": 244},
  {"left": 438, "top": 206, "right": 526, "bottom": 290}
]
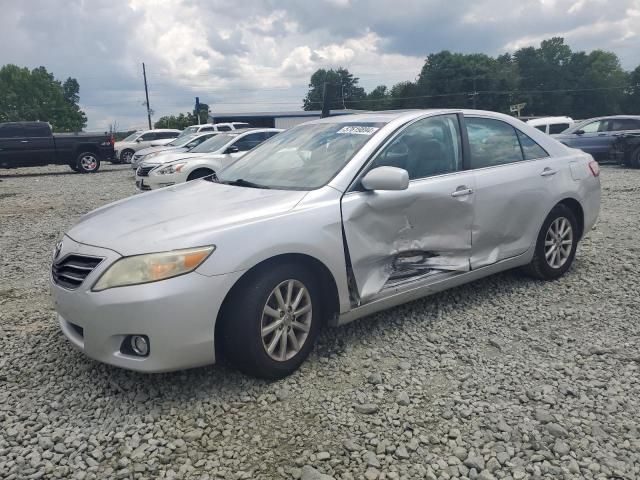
[{"left": 0, "top": 122, "right": 114, "bottom": 173}]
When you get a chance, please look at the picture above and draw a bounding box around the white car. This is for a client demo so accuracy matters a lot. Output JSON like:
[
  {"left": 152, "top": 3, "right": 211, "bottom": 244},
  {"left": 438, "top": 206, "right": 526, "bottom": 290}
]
[
  {"left": 176, "top": 122, "right": 252, "bottom": 139},
  {"left": 527, "top": 116, "right": 574, "bottom": 135},
  {"left": 136, "top": 129, "right": 282, "bottom": 190},
  {"left": 114, "top": 129, "right": 181, "bottom": 163},
  {"left": 130, "top": 132, "right": 219, "bottom": 169}
]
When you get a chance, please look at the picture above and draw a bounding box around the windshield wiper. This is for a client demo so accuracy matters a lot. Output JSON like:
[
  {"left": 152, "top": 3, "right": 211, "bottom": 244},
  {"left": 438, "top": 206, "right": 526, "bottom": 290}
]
[{"left": 218, "top": 178, "right": 270, "bottom": 189}]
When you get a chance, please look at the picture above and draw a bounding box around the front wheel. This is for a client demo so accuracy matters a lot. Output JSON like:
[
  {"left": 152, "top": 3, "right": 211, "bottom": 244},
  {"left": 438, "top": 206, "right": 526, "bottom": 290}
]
[
  {"left": 187, "top": 168, "right": 215, "bottom": 182},
  {"left": 522, "top": 204, "right": 578, "bottom": 280},
  {"left": 76, "top": 152, "right": 100, "bottom": 173},
  {"left": 218, "top": 263, "right": 321, "bottom": 379}
]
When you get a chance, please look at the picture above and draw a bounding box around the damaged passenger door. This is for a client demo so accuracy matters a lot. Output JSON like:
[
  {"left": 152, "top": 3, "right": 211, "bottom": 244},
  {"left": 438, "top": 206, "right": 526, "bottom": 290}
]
[{"left": 341, "top": 113, "right": 475, "bottom": 303}]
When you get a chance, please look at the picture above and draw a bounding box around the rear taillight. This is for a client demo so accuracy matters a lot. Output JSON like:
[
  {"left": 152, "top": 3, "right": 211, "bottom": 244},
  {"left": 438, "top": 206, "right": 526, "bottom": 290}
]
[{"left": 588, "top": 160, "right": 600, "bottom": 177}]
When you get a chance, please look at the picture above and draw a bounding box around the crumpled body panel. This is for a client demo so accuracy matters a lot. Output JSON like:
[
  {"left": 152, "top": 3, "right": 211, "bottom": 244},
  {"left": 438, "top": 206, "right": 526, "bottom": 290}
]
[{"left": 341, "top": 173, "right": 475, "bottom": 303}]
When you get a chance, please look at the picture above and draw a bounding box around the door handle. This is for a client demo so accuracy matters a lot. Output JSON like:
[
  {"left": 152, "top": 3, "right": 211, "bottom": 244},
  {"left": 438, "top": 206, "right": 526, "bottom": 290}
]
[
  {"left": 451, "top": 187, "right": 474, "bottom": 197},
  {"left": 540, "top": 168, "right": 557, "bottom": 177}
]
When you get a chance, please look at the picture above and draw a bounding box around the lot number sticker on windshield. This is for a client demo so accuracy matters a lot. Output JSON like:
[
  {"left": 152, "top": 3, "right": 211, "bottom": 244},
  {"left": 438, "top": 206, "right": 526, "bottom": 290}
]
[{"left": 337, "top": 126, "right": 379, "bottom": 135}]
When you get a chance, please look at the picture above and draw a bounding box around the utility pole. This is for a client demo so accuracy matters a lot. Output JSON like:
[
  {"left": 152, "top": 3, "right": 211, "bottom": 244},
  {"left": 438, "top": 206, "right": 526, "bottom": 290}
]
[
  {"left": 195, "top": 97, "right": 201, "bottom": 125},
  {"left": 142, "top": 62, "right": 152, "bottom": 130},
  {"left": 321, "top": 82, "right": 330, "bottom": 118}
]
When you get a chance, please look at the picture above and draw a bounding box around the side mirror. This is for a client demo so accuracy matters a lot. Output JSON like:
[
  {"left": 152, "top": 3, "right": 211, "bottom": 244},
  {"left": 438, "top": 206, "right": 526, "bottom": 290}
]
[
  {"left": 575, "top": 130, "right": 585, "bottom": 135},
  {"left": 226, "top": 145, "right": 239, "bottom": 154},
  {"left": 361, "top": 166, "right": 409, "bottom": 191},
  {"left": 136, "top": 138, "right": 142, "bottom": 142}
]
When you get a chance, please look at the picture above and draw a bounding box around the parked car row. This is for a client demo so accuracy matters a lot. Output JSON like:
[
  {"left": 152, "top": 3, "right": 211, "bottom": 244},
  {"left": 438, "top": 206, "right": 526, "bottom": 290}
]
[
  {"left": 52, "top": 109, "right": 601, "bottom": 378},
  {"left": 526, "top": 115, "right": 640, "bottom": 164},
  {"left": 134, "top": 128, "right": 282, "bottom": 190}
]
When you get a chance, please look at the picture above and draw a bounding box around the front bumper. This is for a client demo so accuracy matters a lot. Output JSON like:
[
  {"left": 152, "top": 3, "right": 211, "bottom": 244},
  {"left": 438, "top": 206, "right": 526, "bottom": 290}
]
[
  {"left": 143, "top": 171, "right": 183, "bottom": 190},
  {"left": 51, "top": 236, "right": 244, "bottom": 372}
]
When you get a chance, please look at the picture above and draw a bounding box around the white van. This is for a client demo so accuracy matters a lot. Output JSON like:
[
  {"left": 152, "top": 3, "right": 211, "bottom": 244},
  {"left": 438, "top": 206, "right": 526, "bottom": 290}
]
[{"left": 527, "top": 116, "right": 574, "bottom": 135}]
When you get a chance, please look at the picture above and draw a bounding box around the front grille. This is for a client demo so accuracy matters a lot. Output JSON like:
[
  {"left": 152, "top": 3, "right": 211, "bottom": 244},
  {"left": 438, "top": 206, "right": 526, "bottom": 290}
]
[
  {"left": 52, "top": 254, "right": 103, "bottom": 290},
  {"left": 136, "top": 165, "right": 154, "bottom": 177}
]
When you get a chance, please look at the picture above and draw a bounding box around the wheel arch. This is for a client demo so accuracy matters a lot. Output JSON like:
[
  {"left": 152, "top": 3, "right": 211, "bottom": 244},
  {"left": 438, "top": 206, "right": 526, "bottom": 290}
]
[
  {"left": 556, "top": 197, "right": 584, "bottom": 239},
  {"left": 187, "top": 167, "right": 215, "bottom": 181},
  {"left": 214, "top": 253, "right": 340, "bottom": 350},
  {"left": 75, "top": 144, "right": 99, "bottom": 156}
]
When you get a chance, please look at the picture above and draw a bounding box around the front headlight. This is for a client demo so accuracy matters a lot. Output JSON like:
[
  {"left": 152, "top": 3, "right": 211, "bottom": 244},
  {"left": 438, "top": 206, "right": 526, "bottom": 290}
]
[
  {"left": 92, "top": 246, "right": 215, "bottom": 291},
  {"left": 156, "top": 162, "right": 187, "bottom": 175}
]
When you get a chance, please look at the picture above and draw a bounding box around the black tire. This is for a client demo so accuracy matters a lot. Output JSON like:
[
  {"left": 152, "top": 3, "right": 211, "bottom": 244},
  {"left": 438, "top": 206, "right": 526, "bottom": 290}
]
[
  {"left": 187, "top": 168, "right": 215, "bottom": 182},
  {"left": 69, "top": 163, "right": 79, "bottom": 172},
  {"left": 521, "top": 204, "right": 578, "bottom": 280},
  {"left": 218, "top": 263, "right": 322, "bottom": 379},
  {"left": 120, "top": 149, "right": 134, "bottom": 164},
  {"left": 630, "top": 147, "right": 640, "bottom": 169},
  {"left": 75, "top": 152, "right": 100, "bottom": 173}
]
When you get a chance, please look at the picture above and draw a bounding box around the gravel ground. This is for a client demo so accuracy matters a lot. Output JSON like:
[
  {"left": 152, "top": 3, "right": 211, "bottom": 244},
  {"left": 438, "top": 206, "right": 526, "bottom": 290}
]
[{"left": 0, "top": 164, "right": 639, "bottom": 480}]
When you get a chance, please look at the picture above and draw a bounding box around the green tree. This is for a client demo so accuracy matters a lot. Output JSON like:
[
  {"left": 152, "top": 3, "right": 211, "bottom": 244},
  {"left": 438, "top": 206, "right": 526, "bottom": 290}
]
[
  {"left": 0, "top": 64, "right": 87, "bottom": 131},
  {"left": 302, "top": 67, "right": 366, "bottom": 111}
]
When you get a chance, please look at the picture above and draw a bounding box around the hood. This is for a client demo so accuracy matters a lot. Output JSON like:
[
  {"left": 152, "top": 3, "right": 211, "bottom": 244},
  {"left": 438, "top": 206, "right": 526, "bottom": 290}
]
[
  {"left": 136, "top": 145, "right": 185, "bottom": 156},
  {"left": 144, "top": 152, "right": 210, "bottom": 165},
  {"left": 67, "top": 181, "right": 308, "bottom": 256}
]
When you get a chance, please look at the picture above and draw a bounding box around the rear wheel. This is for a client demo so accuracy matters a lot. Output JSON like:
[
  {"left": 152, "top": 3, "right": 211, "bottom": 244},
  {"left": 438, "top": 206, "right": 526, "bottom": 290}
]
[
  {"left": 218, "top": 263, "right": 321, "bottom": 379},
  {"left": 120, "top": 149, "right": 134, "bottom": 164},
  {"left": 187, "top": 168, "right": 215, "bottom": 182},
  {"left": 76, "top": 152, "right": 100, "bottom": 173},
  {"left": 522, "top": 204, "right": 578, "bottom": 280}
]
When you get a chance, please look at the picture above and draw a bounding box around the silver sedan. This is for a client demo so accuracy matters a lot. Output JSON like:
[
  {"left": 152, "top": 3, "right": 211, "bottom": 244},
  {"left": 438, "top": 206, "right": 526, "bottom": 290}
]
[{"left": 51, "top": 110, "right": 600, "bottom": 378}]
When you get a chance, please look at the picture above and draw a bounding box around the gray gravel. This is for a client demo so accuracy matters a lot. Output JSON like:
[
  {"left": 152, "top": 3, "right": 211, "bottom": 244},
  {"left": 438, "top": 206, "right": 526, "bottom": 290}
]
[{"left": 1, "top": 164, "right": 639, "bottom": 480}]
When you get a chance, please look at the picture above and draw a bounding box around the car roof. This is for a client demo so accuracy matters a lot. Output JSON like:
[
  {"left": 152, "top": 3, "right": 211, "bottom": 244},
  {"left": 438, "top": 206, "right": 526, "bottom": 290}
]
[
  {"left": 527, "top": 116, "right": 573, "bottom": 126},
  {"left": 581, "top": 115, "right": 640, "bottom": 122}
]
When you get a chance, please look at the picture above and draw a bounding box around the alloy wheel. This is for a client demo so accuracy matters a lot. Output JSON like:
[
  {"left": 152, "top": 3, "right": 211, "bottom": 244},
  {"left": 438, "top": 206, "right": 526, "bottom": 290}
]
[
  {"left": 261, "top": 279, "right": 312, "bottom": 362},
  {"left": 122, "top": 150, "right": 133, "bottom": 163},
  {"left": 80, "top": 155, "right": 98, "bottom": 171},
  {"left": 544, "top": 217, "right": 573, "bottom": 268}
]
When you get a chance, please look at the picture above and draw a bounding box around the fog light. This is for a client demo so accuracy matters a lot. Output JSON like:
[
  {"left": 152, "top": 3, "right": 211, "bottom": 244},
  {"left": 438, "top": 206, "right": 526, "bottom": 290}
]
[{"left": 130, "top": 335, "right": 149, "bottom": 356}]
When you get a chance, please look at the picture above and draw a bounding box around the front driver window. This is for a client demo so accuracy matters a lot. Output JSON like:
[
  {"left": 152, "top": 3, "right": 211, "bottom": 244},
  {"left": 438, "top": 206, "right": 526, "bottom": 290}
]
[
  {"left": 370, "top": 114, "right": 462, "bottom": 180},
  {"left": 580, "top": 121, "right": 602, "bottom": 134}
]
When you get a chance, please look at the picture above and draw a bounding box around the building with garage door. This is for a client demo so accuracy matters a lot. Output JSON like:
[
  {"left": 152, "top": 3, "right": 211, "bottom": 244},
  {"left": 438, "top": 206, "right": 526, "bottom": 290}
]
[{"left": 208, "top": 110, "right": 364, "bottom": 129}]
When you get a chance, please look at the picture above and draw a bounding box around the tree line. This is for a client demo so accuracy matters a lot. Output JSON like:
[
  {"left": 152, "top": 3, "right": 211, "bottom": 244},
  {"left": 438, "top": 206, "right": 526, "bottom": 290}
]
[
  {"left": 0, "top": 65, "right": 87, "bottom": 132},
  {"left": 303, "top": 38, "right": 640, "bottom": 119}
]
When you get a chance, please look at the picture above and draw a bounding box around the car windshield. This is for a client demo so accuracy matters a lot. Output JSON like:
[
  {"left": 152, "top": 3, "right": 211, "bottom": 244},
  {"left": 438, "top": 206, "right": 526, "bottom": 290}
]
[
  {"left": 166, "top": 134, "right": 197, "bottom": 147},
  {"left": 121, "top": 132, "right": 140, "bottom": 142},
  {"left": 189, "top": 134, "right": 236, "bottom": 153},
  {"left": 217, "top": 122, "right": 385, "bottom": 190},
  {"left": 176, "top": 126, "right": 199, "bottom": 138}
]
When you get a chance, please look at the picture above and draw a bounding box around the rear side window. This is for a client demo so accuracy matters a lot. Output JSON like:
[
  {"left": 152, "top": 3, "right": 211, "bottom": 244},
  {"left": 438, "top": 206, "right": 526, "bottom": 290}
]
[
  {"left": 516, "top": 130, "right": 549, "bottom": 160},
  {"left": 24, "top": 123, "right": 51, "bottom": 137},
  {"left": 609, "top": 118, "right": 640, "bottom": 131},
  {"left": 549, "top": 123, "right": 570, "bottom": 134},
  {"left": 466, "top": 117, "right": 523, "bottom": 168}
]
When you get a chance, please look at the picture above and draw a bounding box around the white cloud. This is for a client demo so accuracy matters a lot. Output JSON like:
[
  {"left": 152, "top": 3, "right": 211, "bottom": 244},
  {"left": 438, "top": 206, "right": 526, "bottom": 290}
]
[{"left": 0, "top": 0, "right": 638, "bottom": 130}]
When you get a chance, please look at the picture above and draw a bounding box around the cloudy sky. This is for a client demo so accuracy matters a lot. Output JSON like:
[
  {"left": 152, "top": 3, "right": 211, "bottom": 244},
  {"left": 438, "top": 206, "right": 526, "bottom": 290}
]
[{"left": 1, "top": 0, "right": 639, "bottom": 130}]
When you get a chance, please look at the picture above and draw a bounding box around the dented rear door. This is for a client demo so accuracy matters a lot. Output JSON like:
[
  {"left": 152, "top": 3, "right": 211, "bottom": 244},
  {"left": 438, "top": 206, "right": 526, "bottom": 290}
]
[{"left": 340, "top": 113, "right": 475, "bottom": 303}]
